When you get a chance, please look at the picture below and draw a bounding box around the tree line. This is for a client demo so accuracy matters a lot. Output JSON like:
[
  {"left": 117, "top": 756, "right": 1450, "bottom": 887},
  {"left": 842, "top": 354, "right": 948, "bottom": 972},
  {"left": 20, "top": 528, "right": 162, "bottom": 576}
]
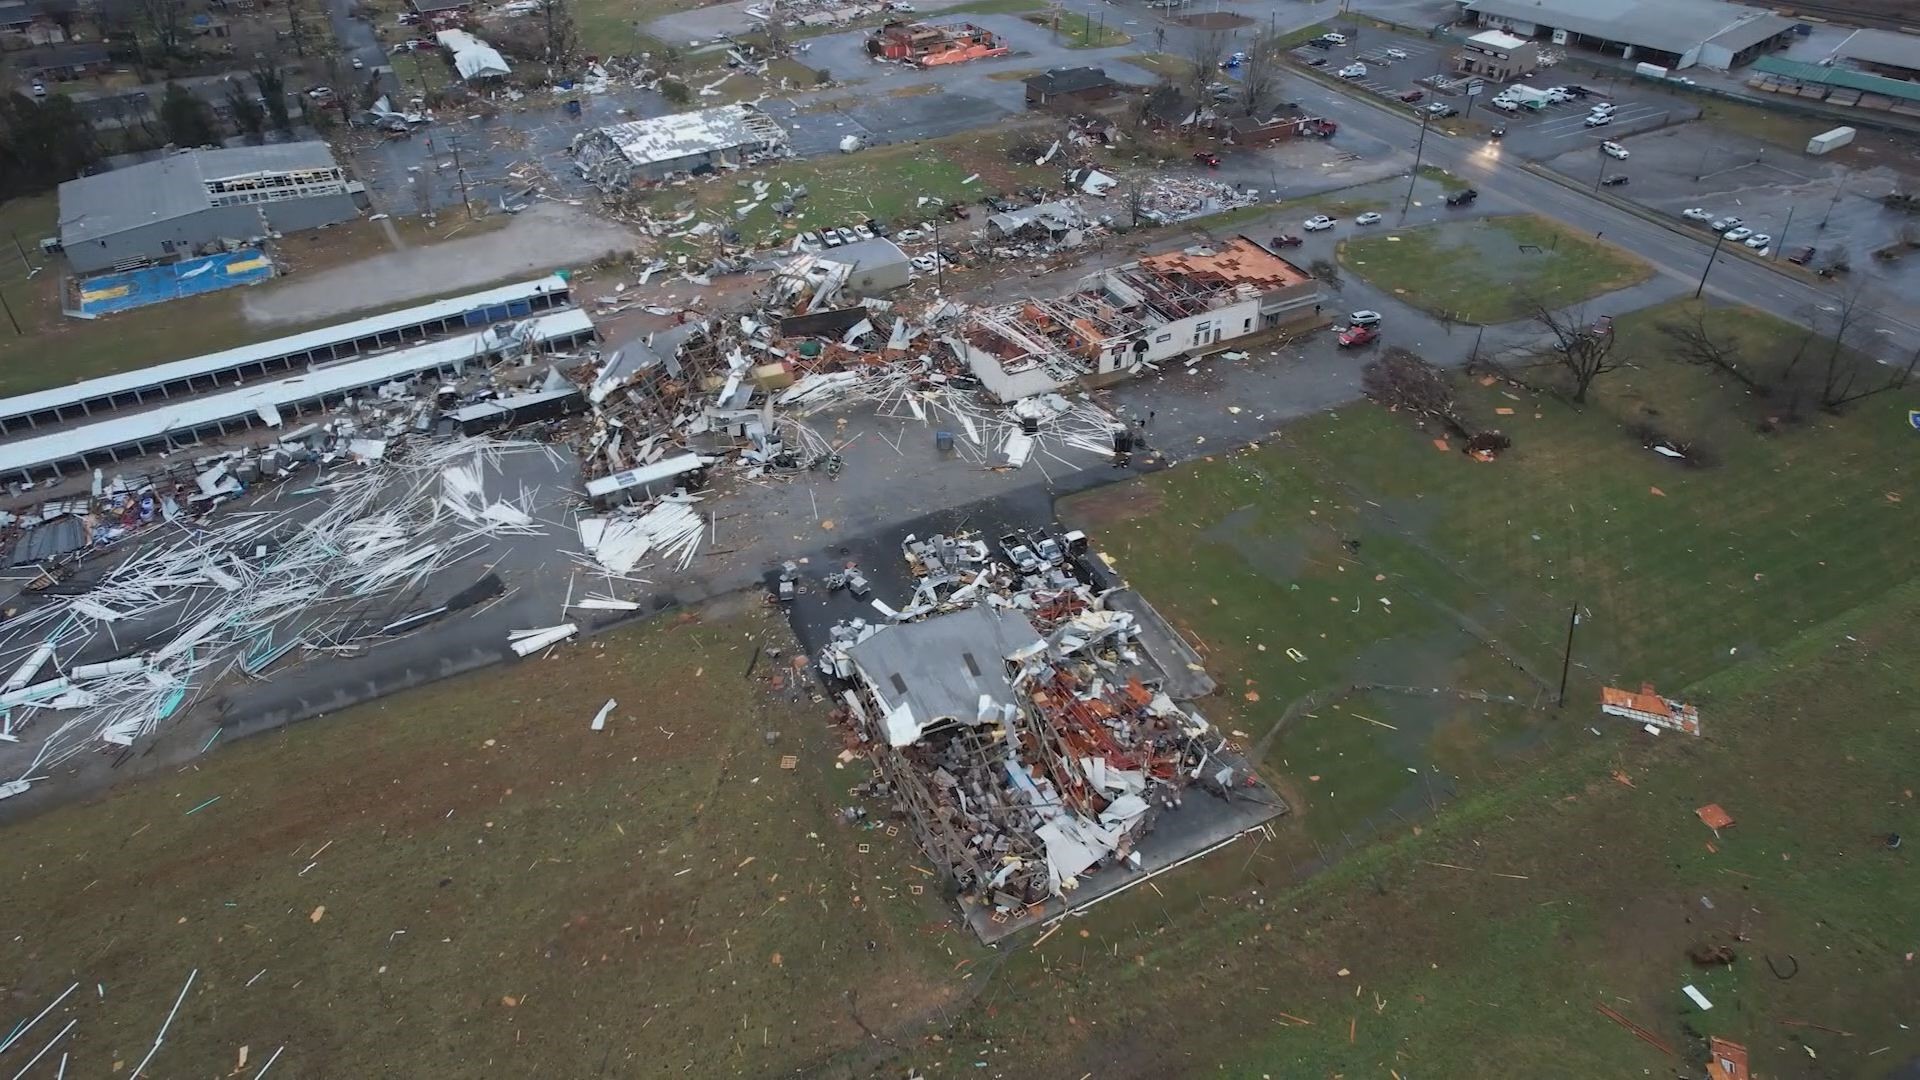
[{"left": 0, "top": 60, "right": 298, "bottom": 202}]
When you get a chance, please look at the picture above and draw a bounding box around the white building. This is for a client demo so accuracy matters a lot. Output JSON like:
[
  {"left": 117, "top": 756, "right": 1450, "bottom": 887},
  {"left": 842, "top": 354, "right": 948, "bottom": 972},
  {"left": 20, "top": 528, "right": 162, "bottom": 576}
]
[
  {"left": 1460, "top": 0, "right": 1794, "bottom": 71},
  {"left": 570, "top": 105, "right": 789, "bottom": 190}
]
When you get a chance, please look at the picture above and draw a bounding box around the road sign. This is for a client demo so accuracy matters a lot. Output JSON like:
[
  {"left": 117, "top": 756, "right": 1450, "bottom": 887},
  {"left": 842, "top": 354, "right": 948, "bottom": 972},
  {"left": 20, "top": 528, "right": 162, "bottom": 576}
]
[
  {"left": 1464, "top": 78, "right": 1486, "bottom": 97},
  {"left": 1908, "top": 409, "right": 1920, "bottom": 430}
]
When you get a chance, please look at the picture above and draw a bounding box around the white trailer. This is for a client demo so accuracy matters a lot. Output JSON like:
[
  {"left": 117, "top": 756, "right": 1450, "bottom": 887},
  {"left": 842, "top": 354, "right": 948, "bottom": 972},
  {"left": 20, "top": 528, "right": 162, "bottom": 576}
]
[{"left": 1805, "top": 126, "right": 1856, "bottom": 156}]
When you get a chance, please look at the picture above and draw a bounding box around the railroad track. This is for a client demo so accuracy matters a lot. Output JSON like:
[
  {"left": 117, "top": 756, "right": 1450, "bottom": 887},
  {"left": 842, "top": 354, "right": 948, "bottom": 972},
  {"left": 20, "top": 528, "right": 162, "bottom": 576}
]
[{"left": 1758, "top": 1, "right": 1918, "bottom": 33}]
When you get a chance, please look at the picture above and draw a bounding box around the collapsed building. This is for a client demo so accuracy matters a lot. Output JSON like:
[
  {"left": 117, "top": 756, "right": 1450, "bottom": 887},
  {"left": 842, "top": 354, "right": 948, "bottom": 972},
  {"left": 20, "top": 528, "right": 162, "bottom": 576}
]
[
  {"left": 866, "top": 20, "right": 1009, "bottom": 66},
  {"left": 815, "top": 529, "right": 1284, "bottom": 939},
  {"left": 571, "top": 105, "right": 789, "bottom": 191},
  {"left": 949, "top": 235, "right": 1321, "bottom": 400}
]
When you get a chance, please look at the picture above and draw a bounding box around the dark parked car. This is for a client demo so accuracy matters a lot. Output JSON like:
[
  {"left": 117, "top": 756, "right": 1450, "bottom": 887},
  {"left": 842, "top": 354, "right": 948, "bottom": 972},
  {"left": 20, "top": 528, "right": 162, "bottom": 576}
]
[
  {"left": 1565, "top": 84, "right": 1592, "bottom": 98},
  {"left": 1193, "top": 151, "right": 1221, "bottom": 167},
  {"left": 1270, "top": 234, "right": 1304, "bottom": 248},
  {"left": 1306, "top": 56, "right": 1327, "bottom": 66},
  {"left": 1398, "top": 88, "right": 1424, "bottom": 103},
  {"left": 1601, "top": 174, "right": 1630, "bottom": 186},
  {"left": 1306, "top": 38, "right": 1332, "bottom": 49},
  {"left": 1787, "top": 246, "right": 1816, "bottom": 265},
  {"left": 1445, "top": 188, "right": 1478, "bottom": 206}
]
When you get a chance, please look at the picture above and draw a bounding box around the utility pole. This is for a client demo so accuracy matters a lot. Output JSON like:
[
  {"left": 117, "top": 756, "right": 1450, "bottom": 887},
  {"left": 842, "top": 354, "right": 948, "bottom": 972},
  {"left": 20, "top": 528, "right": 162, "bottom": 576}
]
[
  {"left": 1556, "top": 603, "right": 1579, "bottom": 707},
  {"left": 1772, "top": 205, "right": 1794, "bottom": 260},
  {"left": 1401, "top": 108, "right": 1430, "bottom": 214},
  {"left": 0, "top": 289, "right": 20, "bottom": 336},
  {"left": 1694, "top": 230, "right": 1727, "bottom": 299},
  {"left": 449, "top": 135, "right": 472, "bottom": 217},
  {"left": 1593, "top": 143, "right": 1607, "bottom": 191},
  {"left": 931, "top": 216, "right": 945, "bottom": 294},
  {"left": 1819, "top": 180, "right": 1844, "bottom": 229}
]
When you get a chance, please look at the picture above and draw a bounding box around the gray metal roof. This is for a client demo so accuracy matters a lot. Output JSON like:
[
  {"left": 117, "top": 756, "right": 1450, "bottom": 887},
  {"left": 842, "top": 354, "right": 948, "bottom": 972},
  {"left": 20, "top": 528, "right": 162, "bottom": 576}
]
[
  {"left": 591, "top": 105, "right": 788, "bottom": 168},
  {"left": 1831, "top": 28, "right": 1920, "bottom": 72},
  {"left": 1465, "top": 0, "right": 1790, "bottom": 56},
  {"left": 848, "top": 605, "right": 1041, "bottom": 730},
  {"left": 59, "top": 142, "right": 340, "bottom": 246},
  {"left": 823, "top": 236, "right": 908, "bottom": 273}
]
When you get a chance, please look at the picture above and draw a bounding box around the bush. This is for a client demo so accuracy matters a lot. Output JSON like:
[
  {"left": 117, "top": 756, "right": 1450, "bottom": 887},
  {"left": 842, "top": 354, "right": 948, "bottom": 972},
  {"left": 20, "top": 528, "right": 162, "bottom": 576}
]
[{"left": 660, "top": 78, "right": 691, "bottom": 106}]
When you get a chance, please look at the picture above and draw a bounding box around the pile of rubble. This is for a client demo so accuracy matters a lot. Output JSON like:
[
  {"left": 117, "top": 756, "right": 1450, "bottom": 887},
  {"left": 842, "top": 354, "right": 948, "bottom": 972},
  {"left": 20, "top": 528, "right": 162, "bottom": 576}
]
[
  {"left": 0, "top": 437, "right": 563, "bottom": 801},
  {"left": 815, "top": 529, "right": 1240, "bottom": 921},
  {"left": 1136, "top": 176, "right": 1262, "bottom": 225}
]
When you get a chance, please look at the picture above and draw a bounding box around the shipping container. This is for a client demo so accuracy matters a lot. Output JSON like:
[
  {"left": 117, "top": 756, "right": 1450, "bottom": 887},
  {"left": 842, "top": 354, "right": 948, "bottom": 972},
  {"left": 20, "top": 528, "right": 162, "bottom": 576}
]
[{"left": 1805, "top": 126, "right": 1856, "bottom": 155}]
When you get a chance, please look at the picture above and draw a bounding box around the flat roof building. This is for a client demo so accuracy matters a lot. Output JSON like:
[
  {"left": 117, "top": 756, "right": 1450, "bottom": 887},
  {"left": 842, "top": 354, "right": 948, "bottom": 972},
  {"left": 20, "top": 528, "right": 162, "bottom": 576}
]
[
  {"left": 1460, "top": 0, "right": 1794, "bottom": 71},
  {"left": 570, "top": 105, "right": 789, "bottom": 191},
  {"left": 1455, "top": 28, "right": 1539, "bottom": 82},
  {"left": 57, "top": 143, "right": 360, "bottom": 274},
  {"left": 1826, "top": 28, "right": 1920, "bottom": 82}
]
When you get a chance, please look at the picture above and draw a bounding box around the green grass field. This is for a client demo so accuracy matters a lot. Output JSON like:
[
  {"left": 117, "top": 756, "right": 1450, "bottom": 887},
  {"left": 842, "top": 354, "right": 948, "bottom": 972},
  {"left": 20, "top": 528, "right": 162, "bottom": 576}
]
[
  {"left": 1340, "top": 213, "right": 1654, "bottom": 324},
  {"left": 0, "top": 603, "right": 963, "bottom": 1076}
]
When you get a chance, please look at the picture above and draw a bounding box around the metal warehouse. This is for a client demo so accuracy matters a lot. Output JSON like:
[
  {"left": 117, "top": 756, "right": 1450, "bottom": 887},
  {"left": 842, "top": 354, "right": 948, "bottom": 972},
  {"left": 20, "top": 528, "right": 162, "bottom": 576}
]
[
  {"left": 57, "top": 142, "right": 364, "bottom": 274},
  {"left": 570, "top": 105, "right": 789, "bottom": 190},
  {"left": 1460, "top": 0, "right": 1794, "bottom": 71}
]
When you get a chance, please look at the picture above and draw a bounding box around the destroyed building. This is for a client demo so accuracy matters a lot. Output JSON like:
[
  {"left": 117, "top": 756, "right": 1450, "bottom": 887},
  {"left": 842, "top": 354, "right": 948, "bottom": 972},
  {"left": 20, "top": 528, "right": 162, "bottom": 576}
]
[
  {"left": 985, "top": 200, "right": 1083, "bottom": 243},
  {"left": 865, "top": 20, "right": 1008, "bottom": 66},
  {"left": 571, "top": 105, "right": 790, "bottom": 191},
  {"left": 57, "top": 143, "right": 361, "bottom": 274},
  {"left": 816, "top": 529, "right": 1282, "bottom": 940},
  {"left": 434, "top": 29, "right": 511, "bottom": 80},
  {"left": 781, "top": 237, "right": 911, "bottom": 299},
  {"left": 948, "top": 235, "right": 1320, "bottom": 400}
]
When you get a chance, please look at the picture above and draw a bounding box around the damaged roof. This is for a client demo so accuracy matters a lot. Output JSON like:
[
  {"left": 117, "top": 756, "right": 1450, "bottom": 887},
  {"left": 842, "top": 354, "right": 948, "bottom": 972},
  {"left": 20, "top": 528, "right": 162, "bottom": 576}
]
[
  {"left": 590, "top": 105, "right": 788, "bottom": 168},
  {"left": 1024, "top": 66, "right": 1116, "bottom": 94},
  {"left": 1137, "top": 235, "right": 1312, "bottom": 291},
  {"left": 847, "top": 605, "right": 1041, "bottom": 740}
]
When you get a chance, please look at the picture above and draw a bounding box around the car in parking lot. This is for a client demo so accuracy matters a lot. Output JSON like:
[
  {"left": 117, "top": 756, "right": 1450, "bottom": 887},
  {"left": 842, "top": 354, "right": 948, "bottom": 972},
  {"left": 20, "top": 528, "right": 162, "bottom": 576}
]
[
  {"left": 1445, "top": 187, "right": 1478, "bottom": 206},
  {"left": 1338, "top": 63, "right": 1367, "bottom": 78},
  {"left": 1583, "top": 112, "right": 1612, "bottom": 127},
  {"left": 1601, "top": 141, "right": 1629, "bottom": 159},
  {"left": 1347, "top": 310, "right": 1383, "bottom": 326},
  {"left": 1601, "top": 174, "right": 1629, "bottom": 186},
  {"left": 1424, "top": 102, "right": 1457, "bottom": 117},
  {"left": 1743, "top": 233, "right": 1771, "bottom": 249},
  {"left": 1723, "top": 226, "right": 1753, "bottom": 242},
  {"left": 1589, "top": 102, "right": 1617, "bottom": 116},
  {"left": 1322, "top": 32, "right": 1347, "bottom": 45},
  {"left": 1787, "top": 245, "right": 1815, "bottom": 265},
  {"left": 1303, "top": 215, "right": 1336, "bottom": 231},
  {"left": 1355, "top": 212, "right": 1382, "bottom": 225},
  {"left": 1398, "top": 88, "right": 1424, "bottom": 103},
  {"left": 1306, "top": 56, "right": 1327, "bottom": 66},
  {"left": 1682, "top": 207, "right": 1712, "bottom": 222},
  {"left": 1563, "top": 84, "right": 1593, "bottom": 98},
  {"left": 1306, "top": 37, "right": 1332, "bottom": 49},
  {"left": 1711, "top": 215, "right": 1742, "bottom": 231},
  {"left": 1385, "top": 47, "right": 1408, "bottom": 60}
]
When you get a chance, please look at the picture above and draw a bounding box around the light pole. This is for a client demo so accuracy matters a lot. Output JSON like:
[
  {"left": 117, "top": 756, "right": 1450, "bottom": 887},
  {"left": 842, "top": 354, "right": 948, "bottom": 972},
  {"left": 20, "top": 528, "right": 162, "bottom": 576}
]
[
  {"left": 1772, "top": 205, "right": 1794, "bottom": 261},
  {"left": 1593, "top": 144, "right": 1607, "bottom": 191},
  {"left": 1694, "top": 230, "right": 1727, "bottom": 299}
]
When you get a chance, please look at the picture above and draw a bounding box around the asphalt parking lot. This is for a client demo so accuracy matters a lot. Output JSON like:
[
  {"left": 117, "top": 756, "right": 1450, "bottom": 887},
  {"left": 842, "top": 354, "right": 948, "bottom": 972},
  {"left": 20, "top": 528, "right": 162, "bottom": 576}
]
[
  {"left": 1284, "top": 26, "right": 1698, "bottom": 161},
  {"left": 1543, "top": 123, "right": 1920, "bottom": 291}
]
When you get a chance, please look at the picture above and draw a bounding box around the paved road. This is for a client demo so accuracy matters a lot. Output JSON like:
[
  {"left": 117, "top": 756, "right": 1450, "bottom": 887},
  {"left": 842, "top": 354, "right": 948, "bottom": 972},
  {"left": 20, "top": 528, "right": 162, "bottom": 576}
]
[{"left": 1278, "top": 74, "right": 1920, "bottom": 358}]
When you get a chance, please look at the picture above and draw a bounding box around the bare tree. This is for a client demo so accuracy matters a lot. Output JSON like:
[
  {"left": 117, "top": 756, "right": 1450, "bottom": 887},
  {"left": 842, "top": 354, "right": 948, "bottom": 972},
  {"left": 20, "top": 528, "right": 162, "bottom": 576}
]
[
  {"left": 1236, "top": 31, "right": 1285, "bottom": 118},
  {"left": 544, "top": 0, "right": 580, "bottom": 64},
  {"left": 136, "top": 0, "right": 187, "bottom": 58},
  {"left": 252, "top": 55, "right": 292, "bottom": 132},
  {"left": 1657, "top": 305, "right": 1764, "bottom": 393},
  {"left": 1531, "top": 302, "right": 1623, "bottom": 404},
  {"left": 1804, "top": 287, "right": 1915, "bottom": 410},
  {"left": 1183, "top": 31, "right": 1227, "bottom": 130},
  {"left": 1124, "top": 181, "right": 1145, "bottom": 228}
]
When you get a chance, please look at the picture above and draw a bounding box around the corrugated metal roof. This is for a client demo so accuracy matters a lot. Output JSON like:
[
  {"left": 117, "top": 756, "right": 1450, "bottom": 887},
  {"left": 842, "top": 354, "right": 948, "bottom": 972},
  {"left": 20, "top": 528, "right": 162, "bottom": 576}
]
[
  {"left": 1751, "top": 55, "right": 1920, "bottom": 102},
  {"left": 1465, "top": 0, "right": 1789, "bottom": 57},
  {"left": 0, "top": 274, "right": 569, "bottom": 425},
  {"left": 1831, "top": 28, "right": 1920, "bottom": 72},
  {"left": 0, "top": 309, "right": 594, "bottom": 476},
  {"left": 592, "top": 105, "right": 788, "bottom": 167},
  {"left": 58, "top": 142, "right": 341, "bottom": 246}
]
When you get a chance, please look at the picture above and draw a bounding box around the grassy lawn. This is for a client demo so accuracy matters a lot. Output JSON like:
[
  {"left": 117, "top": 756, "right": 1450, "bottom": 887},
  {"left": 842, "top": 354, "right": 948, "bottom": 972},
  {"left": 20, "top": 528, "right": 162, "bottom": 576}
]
[
  {"left": 1416, "top": 162, "right": 1470, "bottom": 192},
  {"left": 647, "top": 126, "right": 1060, "bottom": 253},
  {"left": 1696, "top": 98, "right": 1829, "bottom": 152},
  {"left": 1026, "top": 12, "right": 1132, "bottom": 48},
  {"left": 386, "top": 51, "right": 454, "bottom": 96},
  {"left": 0, "top": 603, "right": 963, "bottom": 1076},
  {"left": 1340, "top": 213, "right": 1653, "bottom": 324},
  {"left": 5, "top": 294, "right": 1917, "bottom": 1079}
]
